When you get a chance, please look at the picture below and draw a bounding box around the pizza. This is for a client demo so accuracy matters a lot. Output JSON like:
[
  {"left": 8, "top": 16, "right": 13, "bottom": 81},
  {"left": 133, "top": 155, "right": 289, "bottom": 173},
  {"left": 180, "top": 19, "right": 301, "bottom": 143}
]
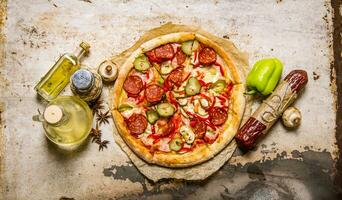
[{"left": 112, "top": 32, "right": 245, "bottom": 167}]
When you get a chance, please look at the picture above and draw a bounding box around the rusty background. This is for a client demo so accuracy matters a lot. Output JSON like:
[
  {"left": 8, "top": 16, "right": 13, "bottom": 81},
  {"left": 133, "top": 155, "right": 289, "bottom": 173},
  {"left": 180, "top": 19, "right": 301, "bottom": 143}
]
[{"left": 0, "top": 0, "right": 341, "bottom": 199}]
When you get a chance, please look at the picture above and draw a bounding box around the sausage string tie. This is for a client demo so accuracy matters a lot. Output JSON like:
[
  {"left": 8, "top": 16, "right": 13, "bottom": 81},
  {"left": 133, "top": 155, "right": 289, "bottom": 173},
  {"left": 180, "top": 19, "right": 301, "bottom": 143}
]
[{"left": 261, "top": 82, "right": 296, "bottom": 124}]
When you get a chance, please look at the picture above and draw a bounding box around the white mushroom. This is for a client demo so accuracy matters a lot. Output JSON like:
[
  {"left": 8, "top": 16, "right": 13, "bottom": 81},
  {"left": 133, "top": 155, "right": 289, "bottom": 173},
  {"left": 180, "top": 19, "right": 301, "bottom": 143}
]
[{"left": 282, "top": 106, "right": 301, "bottom": 128}]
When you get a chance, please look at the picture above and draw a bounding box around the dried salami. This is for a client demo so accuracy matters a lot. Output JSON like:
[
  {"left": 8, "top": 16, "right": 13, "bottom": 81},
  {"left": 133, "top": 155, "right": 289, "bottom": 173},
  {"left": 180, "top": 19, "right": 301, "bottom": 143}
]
[
  {"left": 209, "top": 107, "right": 228, "bottom": 126},
  {"left": 167, "top": 67, "right": 184, "bottom": 87},
  {"left": 190, "top": 119, "right": 207, "bottom": 139},
  {"left": 145, "top": 84, "right": 164, "bottom": 103},
  {"left": 199, "top": 47, "right": 217, "bottom": 65},
  {"left": 175, "top": 50, "right": 187, "bottom": 65},
  {"left": 127, "top": 113, "right": 148, "bottom": 135},
  {"left": 123, "top": 75, "right": 143, "bottom": 95},
  {"left": 155, "top": 44, "right": 174, "bottom": 60}
]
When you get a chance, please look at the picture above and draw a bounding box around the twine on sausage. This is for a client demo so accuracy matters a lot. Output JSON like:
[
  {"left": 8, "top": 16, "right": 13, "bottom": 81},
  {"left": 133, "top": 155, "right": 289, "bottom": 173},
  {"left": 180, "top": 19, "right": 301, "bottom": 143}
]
[{"left": 260, "top": 81, "right": 297, "bottom": 124}]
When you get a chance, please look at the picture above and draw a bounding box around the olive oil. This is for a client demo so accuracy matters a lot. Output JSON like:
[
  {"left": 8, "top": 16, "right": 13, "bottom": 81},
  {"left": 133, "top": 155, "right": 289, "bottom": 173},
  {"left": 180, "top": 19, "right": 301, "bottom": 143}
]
[
  {"left": 33, "top": 96, "right": 93, "bottom": 149},
  {"left": 34, "top": 42, "right": 90, "bottom": 101}
]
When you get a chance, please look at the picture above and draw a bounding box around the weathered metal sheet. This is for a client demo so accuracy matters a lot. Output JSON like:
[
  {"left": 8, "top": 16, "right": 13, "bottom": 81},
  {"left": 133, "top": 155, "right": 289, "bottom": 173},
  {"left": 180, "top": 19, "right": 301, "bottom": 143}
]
[{"left": 0, "top": 0, "right": 340, "bottom": 199}]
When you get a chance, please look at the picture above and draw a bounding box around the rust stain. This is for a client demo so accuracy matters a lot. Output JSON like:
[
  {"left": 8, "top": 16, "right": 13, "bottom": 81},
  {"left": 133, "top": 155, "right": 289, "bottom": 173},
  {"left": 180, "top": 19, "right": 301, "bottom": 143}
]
[
  {"left": 0, "top": 0, "right": 7, "bottom": 198},
  {"left": 331, "top": 0, "right": 342, "bottom": 192}
]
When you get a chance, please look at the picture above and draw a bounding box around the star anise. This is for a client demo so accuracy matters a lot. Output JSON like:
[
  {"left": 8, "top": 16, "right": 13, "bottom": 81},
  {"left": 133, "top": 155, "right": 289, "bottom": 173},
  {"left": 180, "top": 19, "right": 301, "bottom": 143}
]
[
  {"left": 90, "top": 124, "right": 102, "bottom": 142},
  {"left": 96, "top": 110, "right": 111, "bottom": 125},
  {"left": 91, "top": 100, "right": 104, "bottom": 114},
  {"left": 96, "top": 140, "right": 109, "bottom": 151}
]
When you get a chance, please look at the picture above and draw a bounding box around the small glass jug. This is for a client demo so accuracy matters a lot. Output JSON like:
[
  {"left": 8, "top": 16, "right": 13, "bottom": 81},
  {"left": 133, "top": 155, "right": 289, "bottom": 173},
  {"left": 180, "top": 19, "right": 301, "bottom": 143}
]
[{"left": 33, "top": 96, "right": 93, "bottom": 149}]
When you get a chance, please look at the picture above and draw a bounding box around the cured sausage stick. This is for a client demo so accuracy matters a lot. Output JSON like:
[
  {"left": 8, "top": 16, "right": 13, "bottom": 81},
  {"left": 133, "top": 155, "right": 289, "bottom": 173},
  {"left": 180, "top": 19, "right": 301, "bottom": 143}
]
[{"left": 235, "top": 70, "right": 308, "bottom": 150}]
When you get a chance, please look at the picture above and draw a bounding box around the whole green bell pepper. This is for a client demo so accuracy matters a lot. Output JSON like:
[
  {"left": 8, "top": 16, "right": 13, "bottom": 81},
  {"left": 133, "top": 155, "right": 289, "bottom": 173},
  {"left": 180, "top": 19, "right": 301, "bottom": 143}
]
[{"left": 246, "top": 58, "right": 283, "bottom": 96}]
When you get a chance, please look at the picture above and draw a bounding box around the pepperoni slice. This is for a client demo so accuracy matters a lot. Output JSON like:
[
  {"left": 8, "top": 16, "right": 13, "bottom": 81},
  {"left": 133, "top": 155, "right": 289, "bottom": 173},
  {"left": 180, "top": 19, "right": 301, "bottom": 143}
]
[
  {"left": 145, "top": 50, "right": 162, "bottom": 63},
  {"left": 209, "top": 107, "right": 228, "bottom": 126},
  {"left": 123, "top": 75, "right": 143, "bottom": 95},
  {"left": 145, "top": 84, "right": 164, "bottom": 103},
  {"left": 175, "top": 50, "right": 187, "bottom": 65},
  {"left": 190, "top": 119, "right": 207, "bottom": 139},
  {"left": 167, "top": 67, "right": 184, "bottom": 87},
  {"left": 199, "top": 47, "right": 217, "bottom": 65},
  {"left": 155, "top": 44, "right": 174, "bottom": 60},
  {"left": 126, "top": 113, "right": 148, "bottom": 135}
]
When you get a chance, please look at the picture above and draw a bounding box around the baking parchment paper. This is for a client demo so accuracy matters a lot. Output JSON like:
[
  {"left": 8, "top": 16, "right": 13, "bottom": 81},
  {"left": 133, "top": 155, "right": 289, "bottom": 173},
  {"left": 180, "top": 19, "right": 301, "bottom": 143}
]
[{"left": 108, "top": 23, "right": 251, "bottom": 182}]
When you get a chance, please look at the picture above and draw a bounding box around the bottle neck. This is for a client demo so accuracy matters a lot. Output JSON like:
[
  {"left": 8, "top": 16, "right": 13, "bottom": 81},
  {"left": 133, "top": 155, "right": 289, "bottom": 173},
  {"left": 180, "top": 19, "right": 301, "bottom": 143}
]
[{"left": 74, "top": 47, "right": 87, "bottom": 62}]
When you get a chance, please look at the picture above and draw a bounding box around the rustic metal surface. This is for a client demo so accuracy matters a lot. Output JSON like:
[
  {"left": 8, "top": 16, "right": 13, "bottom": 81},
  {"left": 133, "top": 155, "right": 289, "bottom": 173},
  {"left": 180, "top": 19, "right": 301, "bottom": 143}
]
[{"left": 0, "top": 0, "right": 341, "bottom": 199}]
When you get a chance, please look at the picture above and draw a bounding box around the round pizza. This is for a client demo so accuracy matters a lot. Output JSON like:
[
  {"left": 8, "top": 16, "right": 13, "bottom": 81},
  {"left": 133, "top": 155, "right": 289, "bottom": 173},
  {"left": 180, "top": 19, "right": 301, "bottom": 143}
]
[{"left": 112, "top": 32, "right": 245, "bottom": 167}]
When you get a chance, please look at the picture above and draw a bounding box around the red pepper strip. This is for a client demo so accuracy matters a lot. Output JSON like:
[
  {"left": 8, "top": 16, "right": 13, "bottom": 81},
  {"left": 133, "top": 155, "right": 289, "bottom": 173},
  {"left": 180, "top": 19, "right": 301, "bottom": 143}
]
[
  {"left": 136, "top": 91, "right": 145, "bottom": 105},
  {"left": 179, "top": 147, "right": 192, "bottom": 153},
  {"left": 182, "top": 72, "right": 191, "bottom": 82},
  {"left": 146, "top": 69, "right": 150, "bottom": 79},
  {"left": 214, "top": 62, "right": 224, "bottom": 76},
  {"left": 148, "top": 134, "right": 161, "bottom": 140},
  {"left": 153, "top": 138, "right": 161, "bottom": 144},
  {"left": 207, "top": 96, "right": 216, "bottom": 111},
  {"left": 168, "top": 92, "right": 178, "bottom": 108},
  {"left": 193, "top": 51, "right": 198, "bottom": 63},
  {"left": 216, "top": 95, "right": 226, "bottom": 105},
  {"left": 185, "top": 110, "right": 209, "bottom": 121},
  {"left": 163, "top": 79, "right": 171, "bottom": 92},
  {"left": 198, "top": 80, "right": 207, "bottom": 87},
  {"left": 151, "top": 125, "right": 155, "bottom": 135},
  {"left": 195, "top": 139, "right": 205, "bottom": 145},
  {"left": 204, "top": 120, "right": 217, "bottom": 131},
  {"left": 198, "top": 93, "right": 212, "bottom": 102}
]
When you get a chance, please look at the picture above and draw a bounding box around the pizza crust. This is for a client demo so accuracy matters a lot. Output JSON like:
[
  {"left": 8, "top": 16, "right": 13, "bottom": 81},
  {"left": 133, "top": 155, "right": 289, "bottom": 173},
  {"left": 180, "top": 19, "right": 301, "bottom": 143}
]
[{"left": 112, "top": 31, "right": 246, "bottom": 168}]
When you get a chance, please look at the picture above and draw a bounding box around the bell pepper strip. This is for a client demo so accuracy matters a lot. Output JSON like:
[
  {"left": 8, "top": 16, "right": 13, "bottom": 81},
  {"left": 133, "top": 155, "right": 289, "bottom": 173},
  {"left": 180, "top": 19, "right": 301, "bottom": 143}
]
[
  {"left": 182, "top": 72, "right": 191, "bottom": 82},
  {"left": 216, "top": 95, "right": 227, "bottom": 105},
  {"left": 148, "top": 134, "right": 161, "bottom": 140},
  {"left": 246, "top": 58, "right": 283, "bottom": 95},
  {"left": 198, "top": 79, "right": 207, "bottom": 87},
  {"left": 194, "top": 139, "right": 205, "bottom": 145},
  {"left": 168, "top": 92, "right": 179, "bottom": 109},
  {"left": 214, "top": 62, "right": 225, "bottom": 76},
  {"left": 151, "top": 125, "right": 156, "bottom": 135},
  {"left": 136, "top": 91, "right": 145, "bottom": 105},
  {"left": 199, "top": 93, "right": 212, "bottom": 103},
  {"left": 178, "top": 147, "right": 192, "bottom": 154},
  {"left": 207, "top": 96, "right": 216, "bottom": 111}
]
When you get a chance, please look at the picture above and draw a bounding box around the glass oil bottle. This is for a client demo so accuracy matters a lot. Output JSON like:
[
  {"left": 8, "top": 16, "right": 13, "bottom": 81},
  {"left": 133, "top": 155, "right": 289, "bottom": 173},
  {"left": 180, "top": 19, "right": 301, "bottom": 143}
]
[
  {"left": 33, "top": 96, "right": 93, "bottom": 149},
  {"left": 34, "top": 42, "right": 90, "bottom": 101}
]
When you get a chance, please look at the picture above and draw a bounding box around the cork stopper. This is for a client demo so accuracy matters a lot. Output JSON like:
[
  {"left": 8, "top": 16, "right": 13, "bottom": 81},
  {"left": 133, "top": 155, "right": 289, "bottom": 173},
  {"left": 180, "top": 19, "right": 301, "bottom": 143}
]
[
  {"left": 44, "top": 105, "right": 63, "bottom": 124},
  {"left": 80, "top": 41, "right": 90, "bottom": 53}
]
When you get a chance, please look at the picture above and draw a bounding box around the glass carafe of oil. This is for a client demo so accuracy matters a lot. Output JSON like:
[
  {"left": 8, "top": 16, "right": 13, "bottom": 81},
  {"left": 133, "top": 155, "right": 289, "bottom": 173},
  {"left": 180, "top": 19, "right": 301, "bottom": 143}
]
[
  {"left": 33, "top": 96, "right": 93, "bottom": 149},
  {"left": 34, "top": 42, "right": 90, "bottom": 101}
]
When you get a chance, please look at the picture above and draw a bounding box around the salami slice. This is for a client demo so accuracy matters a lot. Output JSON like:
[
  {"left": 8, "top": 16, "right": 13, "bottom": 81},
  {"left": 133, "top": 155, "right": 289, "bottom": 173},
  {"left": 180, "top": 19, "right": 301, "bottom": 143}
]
[
  {"left": 145, "top": 50, "right": 162, "bottom": 63},
  {"left": 167, "top": 67, "right": 184, "bottom": 87},
  {"left": 190, "top": 119, "right": 207, "bottom": 139},
  {"left": 123, "top": 75, "right": 143, "bottom": 95},
  {"left": 175, "top": 50, "right": 187, "bottom": 65},
  {"left": 127, "top": 113, "right": 148, "bottom": 135},
  {"left": 209, "top": 107, "right": 228, "bottom": 126},
  {"left": 155, "top": 44, "right": 174, "bottom": 60},
  {"left": 145, "top": 84, "right": 164, "bottom": 103},
  {"left": 199, "top": 47, "right": 217, "bottom": 65}
]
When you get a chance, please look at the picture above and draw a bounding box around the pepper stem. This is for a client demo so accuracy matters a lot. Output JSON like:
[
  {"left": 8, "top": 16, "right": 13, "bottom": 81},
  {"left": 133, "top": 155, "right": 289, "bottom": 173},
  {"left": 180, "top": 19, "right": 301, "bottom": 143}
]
[{"left": 244, "top": 90, "right": 257, "bottom": 95}]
